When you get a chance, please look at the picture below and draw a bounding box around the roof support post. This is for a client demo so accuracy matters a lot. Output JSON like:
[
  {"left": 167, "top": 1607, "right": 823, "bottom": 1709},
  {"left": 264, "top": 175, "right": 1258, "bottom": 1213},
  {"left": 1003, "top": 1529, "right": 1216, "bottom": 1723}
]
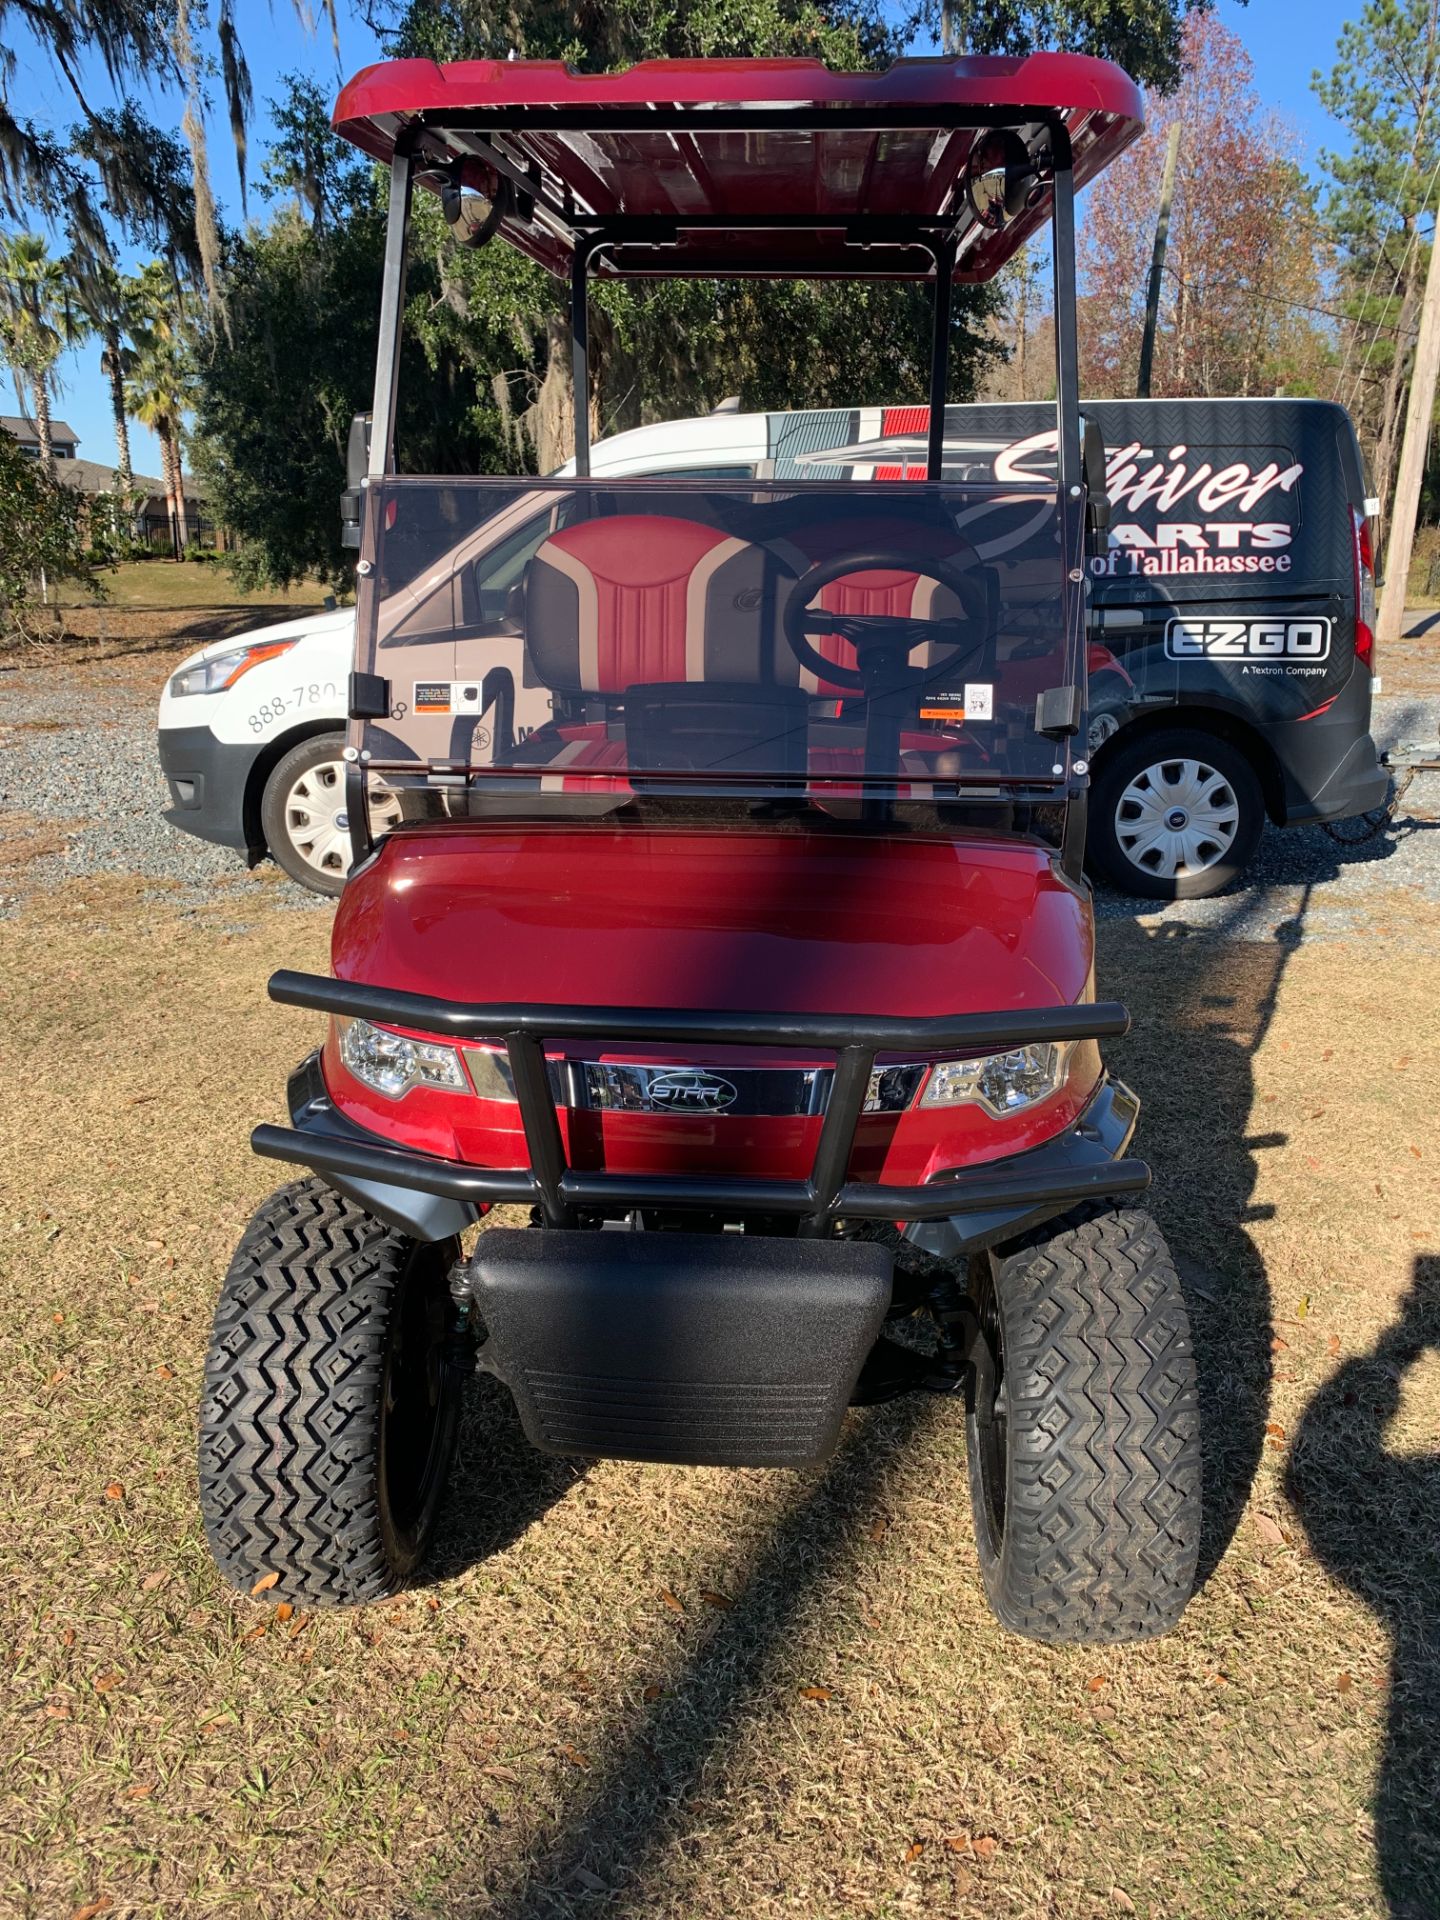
[
  {"left": 1049, "top": 152, "right": 1087, "bottom": 787},
  {"left": 570, "top": 234, "right": 600, "bottom": 478},
  {"left": 1049, "top": 156, "right": 1082, "bottom": 518},
  {"left": 369, "top": 133, "right": 415, "bottom": 478},
  {"left": 926, "top": 236, "right": 956, "bottom": 479}
]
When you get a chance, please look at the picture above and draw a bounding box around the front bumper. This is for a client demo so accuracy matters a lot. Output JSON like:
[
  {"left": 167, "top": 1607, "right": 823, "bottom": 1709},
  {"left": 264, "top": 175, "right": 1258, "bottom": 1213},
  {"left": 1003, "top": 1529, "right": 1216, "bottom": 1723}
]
[
  {"left": 257, "top": 971, "right": 1149, "bottom": 1247},
  {"left": 156, "top": 723, "right": 262, "bottom": 853},
  {"left": 467, "top": 1226, "right": 893, "bottom": 1465}
]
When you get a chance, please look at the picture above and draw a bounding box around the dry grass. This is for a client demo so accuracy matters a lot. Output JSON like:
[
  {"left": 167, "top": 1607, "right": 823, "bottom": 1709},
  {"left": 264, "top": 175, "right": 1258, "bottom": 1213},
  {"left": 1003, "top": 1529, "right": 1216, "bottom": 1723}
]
[
  {"left": 1, "top": 870, "right": 1437, "bottom": 1919},
  {"left": 0, "top": 811, "right": 87, "bottom": 869}
]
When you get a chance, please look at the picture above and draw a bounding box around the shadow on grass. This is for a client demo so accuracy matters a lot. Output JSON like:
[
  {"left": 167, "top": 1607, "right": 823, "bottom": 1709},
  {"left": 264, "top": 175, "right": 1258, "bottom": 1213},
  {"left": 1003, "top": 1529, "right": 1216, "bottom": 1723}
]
[
  {"left": 422, "top": 1392, "right": 941, "bottom": 1917},
  {"left": 1288, "top": 1255, "right": 1440, "bottom": 1920},
  {"left": 427, "top": 1374, "right": 583, "bottom": 1578},
  {"left": 2, "top": 606, "right": 330, "bottom": 668},
  {"left": 1099, "top": 889, "right": 1314, "bottom": 1586}
]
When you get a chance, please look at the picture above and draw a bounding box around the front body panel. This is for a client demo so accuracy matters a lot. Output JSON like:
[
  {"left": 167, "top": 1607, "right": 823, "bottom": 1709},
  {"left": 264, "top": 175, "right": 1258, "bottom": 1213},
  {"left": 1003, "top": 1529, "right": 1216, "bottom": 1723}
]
[{"left": 322, "top": 823, "right": 1100, "bottom": 1189}]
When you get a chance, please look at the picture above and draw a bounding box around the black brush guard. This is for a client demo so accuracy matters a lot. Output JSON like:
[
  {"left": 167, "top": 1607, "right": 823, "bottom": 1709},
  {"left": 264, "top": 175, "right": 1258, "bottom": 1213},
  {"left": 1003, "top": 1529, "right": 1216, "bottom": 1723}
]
[{"left": 253, "top": 970, "right": 1149, "bottom": 1235}]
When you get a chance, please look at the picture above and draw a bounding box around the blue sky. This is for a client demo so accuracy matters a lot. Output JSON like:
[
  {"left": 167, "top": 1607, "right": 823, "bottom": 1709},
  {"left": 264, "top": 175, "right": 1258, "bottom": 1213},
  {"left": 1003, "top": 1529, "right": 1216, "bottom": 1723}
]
[
  {"left": 8, "top": 1, "right": 1365, "bottom": 479},
  {"left": 11, "top": 3, "right": 387, "bottom": 476}
]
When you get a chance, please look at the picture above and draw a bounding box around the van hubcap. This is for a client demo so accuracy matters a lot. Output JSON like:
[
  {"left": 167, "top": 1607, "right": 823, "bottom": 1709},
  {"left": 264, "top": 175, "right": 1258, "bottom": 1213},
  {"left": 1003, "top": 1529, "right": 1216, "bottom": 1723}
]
[
  {"left": 283, "top": 760, "right": 402, "bottom": 879},
  {"left": 1115, "top": 757, "right": 1240, "bottom": 880}
]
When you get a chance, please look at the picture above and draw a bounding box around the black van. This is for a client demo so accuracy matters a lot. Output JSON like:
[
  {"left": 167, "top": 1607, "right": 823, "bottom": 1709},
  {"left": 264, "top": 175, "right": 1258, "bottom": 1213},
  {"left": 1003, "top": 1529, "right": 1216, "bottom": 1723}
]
[{"left": 767, "top": 399, "right": 1389, "bottom": 899}]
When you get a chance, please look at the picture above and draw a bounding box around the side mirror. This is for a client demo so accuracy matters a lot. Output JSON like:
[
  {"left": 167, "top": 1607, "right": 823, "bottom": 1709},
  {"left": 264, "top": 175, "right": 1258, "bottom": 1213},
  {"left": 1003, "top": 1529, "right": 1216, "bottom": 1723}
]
[
  {"left": 340, "top": 412, "right": 372, "bottom": 551},
  {"left": 1081, "top": 418, "right": 1111, "bottom": 536}
]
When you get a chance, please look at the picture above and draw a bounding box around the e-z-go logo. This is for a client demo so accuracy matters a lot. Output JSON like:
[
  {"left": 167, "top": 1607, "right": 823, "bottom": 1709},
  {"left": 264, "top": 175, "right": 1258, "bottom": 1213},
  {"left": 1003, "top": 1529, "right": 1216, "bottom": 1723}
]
[{"left": 1165, "top": 617, "right": 1332, "bottom": 661}]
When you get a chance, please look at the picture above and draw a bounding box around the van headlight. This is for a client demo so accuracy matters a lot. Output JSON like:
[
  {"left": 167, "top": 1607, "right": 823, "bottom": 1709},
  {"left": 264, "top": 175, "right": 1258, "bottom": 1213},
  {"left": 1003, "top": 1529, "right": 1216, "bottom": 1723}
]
[
  {"left": 920, "top": 1042, "right": 1072, "bottom": 1117},
  {"left": 168, "top": 638, "right": 297, "bottom": 697},
  {"left": 337, "top": 1017, "right": 468, "bottom": 1099}
]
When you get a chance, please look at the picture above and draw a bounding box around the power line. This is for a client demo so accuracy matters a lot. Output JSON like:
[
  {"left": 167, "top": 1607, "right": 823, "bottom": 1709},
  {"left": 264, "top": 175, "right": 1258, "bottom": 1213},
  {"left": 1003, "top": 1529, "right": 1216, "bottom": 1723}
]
[{"left": 1155, "top": 263, "right": 1421, "bottom": 335}]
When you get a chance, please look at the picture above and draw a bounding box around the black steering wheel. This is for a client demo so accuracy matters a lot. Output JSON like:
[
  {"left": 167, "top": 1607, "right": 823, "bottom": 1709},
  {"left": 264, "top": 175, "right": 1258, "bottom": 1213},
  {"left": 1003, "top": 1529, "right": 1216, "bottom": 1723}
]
[{"left": 781, "top": 548, "right": 990, "bottom": 693}]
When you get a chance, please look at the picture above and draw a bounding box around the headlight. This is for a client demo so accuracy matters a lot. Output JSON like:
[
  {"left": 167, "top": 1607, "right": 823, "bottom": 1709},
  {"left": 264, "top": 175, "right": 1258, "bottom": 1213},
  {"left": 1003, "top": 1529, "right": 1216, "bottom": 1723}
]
[
  {"left": 168, "top": 639, "right": 297, "bottom": 697},
  {"left": 920, "top": 1042, "right": 1072, "bottom": 1117},
  {"left": 337, "top": 1017, "right": 469, "bottom": 1099}
]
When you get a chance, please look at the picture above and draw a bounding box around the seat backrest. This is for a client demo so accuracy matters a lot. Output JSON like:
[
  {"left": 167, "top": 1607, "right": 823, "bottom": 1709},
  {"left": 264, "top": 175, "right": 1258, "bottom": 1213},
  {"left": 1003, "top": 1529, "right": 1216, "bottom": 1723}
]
[
  {"left": 524, "top": 509, "right": 990, "bottom": 702},
  {"left": 525, "top": 514, "right": 774, "bottom": 692}
]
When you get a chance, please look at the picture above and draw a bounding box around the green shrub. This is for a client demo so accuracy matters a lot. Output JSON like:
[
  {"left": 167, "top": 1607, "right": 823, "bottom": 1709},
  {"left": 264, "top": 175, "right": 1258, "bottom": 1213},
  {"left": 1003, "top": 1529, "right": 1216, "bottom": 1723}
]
[{"left": 0, "top": 434, "right": 102, "bottom": 640}]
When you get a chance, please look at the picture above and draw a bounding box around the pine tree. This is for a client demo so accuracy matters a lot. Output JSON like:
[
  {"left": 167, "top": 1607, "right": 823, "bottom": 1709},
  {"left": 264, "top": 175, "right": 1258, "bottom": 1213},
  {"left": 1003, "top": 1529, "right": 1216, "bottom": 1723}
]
[{"left": 1315, "top": 0, "right": 1440, "bottom": 518}]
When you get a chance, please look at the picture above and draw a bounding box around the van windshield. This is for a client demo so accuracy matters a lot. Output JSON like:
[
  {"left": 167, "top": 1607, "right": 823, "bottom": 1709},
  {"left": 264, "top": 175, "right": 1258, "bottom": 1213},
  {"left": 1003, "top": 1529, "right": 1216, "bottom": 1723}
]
[{"left": 354, "top": 478, "right": 1084, "bottom": 802}]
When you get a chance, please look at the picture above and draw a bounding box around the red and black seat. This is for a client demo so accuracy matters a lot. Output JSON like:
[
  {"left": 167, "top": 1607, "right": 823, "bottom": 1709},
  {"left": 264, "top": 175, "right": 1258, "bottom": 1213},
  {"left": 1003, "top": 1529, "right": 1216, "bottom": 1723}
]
[
  {"left": 518, "top": 509, "right": 995, "bottom": 786},
  {"left": 524, "top": 515, "right": 781, "bottom": 693},
  {"left": 524, "top": 511, "right": 986, "bottom": 697}
]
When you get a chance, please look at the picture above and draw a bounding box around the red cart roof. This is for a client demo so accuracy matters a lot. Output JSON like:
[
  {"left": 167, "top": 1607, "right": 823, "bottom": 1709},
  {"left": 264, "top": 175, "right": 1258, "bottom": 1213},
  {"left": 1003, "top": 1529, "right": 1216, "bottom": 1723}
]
[{"left": 333, "top": 54, "right": 1142, "bottom": 282}]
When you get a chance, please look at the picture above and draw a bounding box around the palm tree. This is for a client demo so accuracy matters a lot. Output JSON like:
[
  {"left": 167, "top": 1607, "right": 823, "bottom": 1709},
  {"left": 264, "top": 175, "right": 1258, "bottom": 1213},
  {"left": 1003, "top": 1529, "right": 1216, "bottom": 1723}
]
[
  {"left": 127, "top": 329, "right": 195, "bottom": 554},
  {"left": 71, "top": 254, "right": 143, "bottom": 495},
  {"left": 0, "top": 232, "right": 77, "bottom": 479},
  {"left": 125, "top": 262, "right": 197, "bottom": 555}
]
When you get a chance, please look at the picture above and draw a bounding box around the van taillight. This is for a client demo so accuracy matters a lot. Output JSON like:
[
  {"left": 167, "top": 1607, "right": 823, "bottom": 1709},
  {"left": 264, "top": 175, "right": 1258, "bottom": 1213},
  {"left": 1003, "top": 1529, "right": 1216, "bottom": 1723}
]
[{"left": 1353, "top": 507, "right": 1376, "bottom": 671}]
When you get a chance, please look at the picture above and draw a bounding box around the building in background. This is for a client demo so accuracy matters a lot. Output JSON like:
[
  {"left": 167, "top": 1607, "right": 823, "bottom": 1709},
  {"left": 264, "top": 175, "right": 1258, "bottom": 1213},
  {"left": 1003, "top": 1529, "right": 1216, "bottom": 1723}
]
[
  {"left": 2, "top": 413, "right": 79, "bottom": 460},
  {"left": 0, "top": 413, "right": 220, "bottom": 553}
]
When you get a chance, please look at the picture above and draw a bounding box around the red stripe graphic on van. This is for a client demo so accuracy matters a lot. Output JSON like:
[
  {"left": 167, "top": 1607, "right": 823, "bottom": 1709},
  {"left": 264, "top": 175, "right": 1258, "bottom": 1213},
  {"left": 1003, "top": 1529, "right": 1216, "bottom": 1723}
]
[{"left": 881, "top": 406, "right": 929, "bottom": 434}]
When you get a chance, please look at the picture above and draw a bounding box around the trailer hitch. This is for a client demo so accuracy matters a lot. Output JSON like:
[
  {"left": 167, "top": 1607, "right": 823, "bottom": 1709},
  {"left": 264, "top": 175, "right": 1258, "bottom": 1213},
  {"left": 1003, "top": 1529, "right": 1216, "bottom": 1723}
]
[{"left": 1321, "top": 742, "right": 1440, "bottom": 846}]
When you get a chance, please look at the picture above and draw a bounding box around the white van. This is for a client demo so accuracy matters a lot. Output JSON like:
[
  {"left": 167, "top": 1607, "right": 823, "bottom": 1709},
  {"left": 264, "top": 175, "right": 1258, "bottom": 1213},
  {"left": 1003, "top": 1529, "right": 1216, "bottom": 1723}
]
[{"left": 156, "top": 412, "right": 766, "bottom": 892}]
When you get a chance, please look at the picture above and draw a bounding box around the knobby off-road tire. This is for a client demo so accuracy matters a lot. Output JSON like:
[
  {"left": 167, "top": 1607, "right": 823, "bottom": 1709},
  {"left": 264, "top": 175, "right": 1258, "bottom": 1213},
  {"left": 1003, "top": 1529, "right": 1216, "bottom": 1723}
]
[
  {"left": 199, "top": 1179, "right": 464, "bottom": 1606},
  {"left": 966, "top": 1201, "right": 1201, "bottom": 1645}
]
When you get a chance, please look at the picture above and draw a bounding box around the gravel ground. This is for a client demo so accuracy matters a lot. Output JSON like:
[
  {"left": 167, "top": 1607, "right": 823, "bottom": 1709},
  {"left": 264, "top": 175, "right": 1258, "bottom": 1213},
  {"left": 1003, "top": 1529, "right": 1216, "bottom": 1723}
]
[
  {"left": 1091, "top": 687, "right": 1440, "bottom": 946},
  {"left": 0, "top": 658, "right": 326, "bottom": 921},
  {"left": 2, "top": 651, "right": 1437, "bottom": 942}
]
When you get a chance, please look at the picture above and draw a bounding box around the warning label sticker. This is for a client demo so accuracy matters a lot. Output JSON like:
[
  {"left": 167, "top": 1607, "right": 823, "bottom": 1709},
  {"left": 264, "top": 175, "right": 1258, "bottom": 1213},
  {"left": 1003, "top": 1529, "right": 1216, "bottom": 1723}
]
[
  {"left": 920, "top": 683, "right": 993, "bottom": 723},
  {"left": 413, "top": 681, "right": 452, "bottom": 714}
]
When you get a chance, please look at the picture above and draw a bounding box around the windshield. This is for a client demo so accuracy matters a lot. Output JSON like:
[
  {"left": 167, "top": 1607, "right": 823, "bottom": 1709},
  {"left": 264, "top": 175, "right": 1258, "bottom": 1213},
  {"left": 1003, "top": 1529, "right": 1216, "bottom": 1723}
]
[{"left": 353, "top": 478, "right": 1084, "bottom": 805}]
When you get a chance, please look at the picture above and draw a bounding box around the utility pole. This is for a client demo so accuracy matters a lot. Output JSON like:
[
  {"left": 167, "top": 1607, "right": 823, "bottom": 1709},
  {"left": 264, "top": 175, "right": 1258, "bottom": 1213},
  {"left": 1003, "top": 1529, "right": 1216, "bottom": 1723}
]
[
  {"left": 1137, "top": 124, "right": 1182, "bottom": 399},
  {"left": 1378, "top": 220, "right": 1440, "bottom": 647}
]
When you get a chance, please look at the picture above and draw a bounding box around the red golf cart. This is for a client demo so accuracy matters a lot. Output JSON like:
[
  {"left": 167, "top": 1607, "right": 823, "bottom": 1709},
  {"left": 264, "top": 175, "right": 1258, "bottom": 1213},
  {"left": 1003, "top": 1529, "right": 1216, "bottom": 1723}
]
[{"left": 199, "top": 53, "right": 1202, "bottom": 1644}]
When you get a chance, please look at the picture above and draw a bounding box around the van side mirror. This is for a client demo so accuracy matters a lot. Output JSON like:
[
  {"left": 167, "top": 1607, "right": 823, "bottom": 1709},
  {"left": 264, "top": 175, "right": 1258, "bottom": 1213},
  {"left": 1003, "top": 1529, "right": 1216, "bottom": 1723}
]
[
  {"left": 1082, "top": 418, "right": 1111, "bottom": 536},
  {"left": 340, "top": 413, "right": 373, "bottom": 550}
]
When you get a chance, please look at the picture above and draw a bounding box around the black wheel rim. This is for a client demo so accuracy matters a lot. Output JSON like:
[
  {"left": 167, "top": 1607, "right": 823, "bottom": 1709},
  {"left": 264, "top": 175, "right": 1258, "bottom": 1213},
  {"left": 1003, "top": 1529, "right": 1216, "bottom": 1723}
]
[
  {"left": 972, "top": 1261, "right": 1008, "bottom": 1549},
  {"left": 378, "top": 1250, "right": 452, "bottom": 1543}
]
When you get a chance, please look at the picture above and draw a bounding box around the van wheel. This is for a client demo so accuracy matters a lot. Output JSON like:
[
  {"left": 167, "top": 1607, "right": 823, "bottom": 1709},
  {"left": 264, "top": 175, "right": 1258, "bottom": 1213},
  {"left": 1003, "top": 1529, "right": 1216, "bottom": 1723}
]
[
  {"left": 260, "top": 732, "right": 402, "bottom": 897},
  {"left": 198, "top": 1180, "right": 465, "bottom": 1606},
  {"left": 1088, "top": 729, "right": 1264, "bottom": 900},
  {"left": 966, "top": 1202, "right": 1202, "bottom": 1644}
]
